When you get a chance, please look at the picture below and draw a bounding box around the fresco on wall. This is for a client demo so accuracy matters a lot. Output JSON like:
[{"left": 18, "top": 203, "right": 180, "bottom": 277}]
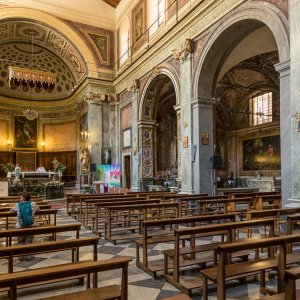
[
  {"left": 132, "top": 0, "right": 147, "bottom": 51},
  {"left": 14, "top": 115, "right": 38, "bottom": 150},
  {"left": 243, "top": 135, "right": 281, "bottom": 170}
]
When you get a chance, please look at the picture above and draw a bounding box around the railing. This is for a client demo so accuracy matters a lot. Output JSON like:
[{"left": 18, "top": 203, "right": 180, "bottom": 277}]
[{"left": 114, "top": 0, "right": 208, "bottom": 79}]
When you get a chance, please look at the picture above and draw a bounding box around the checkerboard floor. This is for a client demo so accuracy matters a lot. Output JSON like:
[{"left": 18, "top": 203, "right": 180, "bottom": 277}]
[{"left": 0, "top": 201, "right": 293, "bottom": 300}]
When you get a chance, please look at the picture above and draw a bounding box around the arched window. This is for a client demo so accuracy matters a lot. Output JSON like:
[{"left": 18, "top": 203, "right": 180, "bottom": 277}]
[
  {"left": 250, "top": 92, "right": 273, "bottom": 126},
  {"left": 149, "top": 0, "right": 165, "bottom": 36},
  {"left": 119, "top": 17, "right": 130, "bottom": 65}
]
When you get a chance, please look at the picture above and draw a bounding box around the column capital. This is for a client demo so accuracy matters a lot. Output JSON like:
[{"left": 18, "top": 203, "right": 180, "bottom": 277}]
[
  {"left": 275, "top": 60, "right": 290, "bottom": 76},
  {"left": 191, "top": 97, "right": 216, "bottom": 108}
]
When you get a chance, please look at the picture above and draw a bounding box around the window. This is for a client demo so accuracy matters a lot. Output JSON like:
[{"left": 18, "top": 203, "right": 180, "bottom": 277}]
[
  {"left": 250, "top": 92, "right": 273, "bottom": 126},
  {"left": 149, "top": 0, "right": 165, "bottom": 36},
  {"left": 119, "top": 17, "right": 130, "bottom": 65}
]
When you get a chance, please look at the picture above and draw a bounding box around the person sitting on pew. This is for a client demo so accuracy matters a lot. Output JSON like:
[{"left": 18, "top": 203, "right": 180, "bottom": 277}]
[{"left": 10, "top": 192, "right": 40, "bottom": 260}]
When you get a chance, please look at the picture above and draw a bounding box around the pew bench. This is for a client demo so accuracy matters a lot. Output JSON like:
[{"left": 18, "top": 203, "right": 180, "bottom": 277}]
[
  {"left": 164, "top": 218, "right": 276, "bottom": 296},
  {"left": 0, "top": 209, "right": 58, "bottom": 229},
  {"left": 0, "top": 223, "right": 81, "bottom": 246},
  {"left": 136, "top": 213, "right": 238, "bottom": 277},
  {"left": 0, "top": 257, "right": 132, "bottom": 300},
  {"left": 201, "top": 233, "right": 300, "bottom": 300},
  {"left": 0, "top": 237, "right": 99, "bottom": 273}
]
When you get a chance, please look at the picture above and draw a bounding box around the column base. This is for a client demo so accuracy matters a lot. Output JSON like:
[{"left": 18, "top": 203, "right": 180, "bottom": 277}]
[
  {"left": 284, "top": 198, "right": 300, "bottom": 207},
  {"left": 130, "top": 185, "right": 140, "bottom": 192}
]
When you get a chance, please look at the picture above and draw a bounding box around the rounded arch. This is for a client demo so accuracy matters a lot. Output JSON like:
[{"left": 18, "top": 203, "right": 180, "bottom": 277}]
[
  {"left": 138, "top": 63, "right": 180, "bottom": 121},
  {"left": 192, "top": 1, "right": 289, "bottom": 99},
  {"left": 0, "top": 6, "right": 98, "bottom": 77}
]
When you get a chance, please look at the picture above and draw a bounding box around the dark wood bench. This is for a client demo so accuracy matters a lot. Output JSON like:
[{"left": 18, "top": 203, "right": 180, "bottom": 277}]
[
  {"left": 82, "top": 196, "right": 147, "bottom": 227},
  {"left": 201, "top": 233, "right": 300, "bottom": 300},
  {"left": 0, "top": 223, "right": 81, "bottom": 246},
  {"left": 0, "top": 209, "right": 58, "bottom": 229},
  {"left": 0, "top": 256, "right": 132, "bottom": 300},
  {"left": 165, "top": 218, "right": 276, "bottom": 295},
  {"left": 104, "top": 202, "right": 180, "bottom": 244},
  {"left": 93, "top": 199, "right": 161, "bottom": 235},
  {"left": 136, "top": 213, "right": 238, "bottom": 277},
  {"left": 0, "top": 236, "right": 99, "bottom": 273}
]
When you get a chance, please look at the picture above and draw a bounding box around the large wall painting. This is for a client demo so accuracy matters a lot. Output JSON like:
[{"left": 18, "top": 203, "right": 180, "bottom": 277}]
[
  {"left": 14, "top": 115, "right": 38, "bottom": 150},
  {"left": 242, "top": 135, "right": 281, "bottom": 170},
  {"left": 132, "top": 0, "right": 147, "bottom": 52}
]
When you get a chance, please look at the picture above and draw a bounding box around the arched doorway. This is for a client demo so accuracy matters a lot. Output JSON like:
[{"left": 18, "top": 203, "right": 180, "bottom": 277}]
[
  {"left": 139, "top": 74, "right": 178, "bottom": 190},
  {"left": 192, "top": 2, "right": 289, "bottom": 197}
]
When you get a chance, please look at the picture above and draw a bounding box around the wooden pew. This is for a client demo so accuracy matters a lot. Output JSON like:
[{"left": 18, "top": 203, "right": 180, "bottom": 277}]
[
  {"left": 81, "top": 196, "right": 147, "bottom": 226},
  {"left": 0, "top": 204, "right": 51, "bottom": 212},
  {"left": 93, "top": 198, "right": 161, "bottom": 235},
  {"left": 255, "top": 194, "right": 282, "bottom": 210},
  {"left": 104, "top": 202, "right": 180, "bottom": 244},
  {"left": 0, "top": 237, "right": 99, "bottom": 273},
  {"left": 201, "top": 233, "right": 300, "bottom": 300},
  {"left": 0, "top": 209, "right": 58, "bottom": 229},
  {"left": 165, "top": 218, "right": 276, "bottom": 295},
  {"left": 0, "top": 223, "right": 81, "bottom": 246},
  {"left": 137, "top": 213, "right": 238, "bottom": 277},
  {"left": 0, "top": 256, "right": 132, "bottom": 300}
]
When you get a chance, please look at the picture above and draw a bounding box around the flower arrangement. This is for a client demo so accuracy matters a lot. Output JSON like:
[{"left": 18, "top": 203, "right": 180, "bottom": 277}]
[
  {"left": 45, "top": 180, "right": 64, "bottom": 187},
  {"left": 1, "top": 163, "right": 15, "bottom": 173},
  {"left": 51, "top": 158, "right": 66, "bottom": 173}
]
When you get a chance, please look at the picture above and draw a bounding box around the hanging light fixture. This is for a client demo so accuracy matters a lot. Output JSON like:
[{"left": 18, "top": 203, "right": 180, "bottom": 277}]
[{"left": 8, "top": 27, "right": 56, "bottom": 95}]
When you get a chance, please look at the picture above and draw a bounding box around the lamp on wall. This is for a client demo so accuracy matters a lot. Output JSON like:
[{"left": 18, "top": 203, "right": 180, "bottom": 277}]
[
  {"left": 80, "top": 131, "right": 89, "bottom": 140},
  {"left": 7, "top": 138, "right": 12, "bottom": 150},
  {"left": 40, "top": 141, "right": 46, "bottom": 150}
]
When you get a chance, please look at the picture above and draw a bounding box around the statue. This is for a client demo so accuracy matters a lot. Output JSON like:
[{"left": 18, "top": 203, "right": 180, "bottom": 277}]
[
  {"left": 80, "top": 145, "right": 90, "bottom": 172},
  {"left": 14, "top": 164, "right": 21, "bottom": 179}
]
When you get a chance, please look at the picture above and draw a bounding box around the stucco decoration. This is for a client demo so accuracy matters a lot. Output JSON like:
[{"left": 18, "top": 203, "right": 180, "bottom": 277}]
[
  {"left": 65, "top": 20, "right": 114, "bottom": 69},
  {"left": 0, "top": 120, "right": 8, "bottom": 151},
  {"left": 139, "top": 127, "right": 154, "bottom": 178},
  {"left": 40, "top": 111, "right": 76, "bottom": 119},
  {"left": 0, "top": 20, "right": 86, "bottom": 100},
  {"left": 43, "top": 122, "right": 77, "bottom": 152},
  {"left": 172, "top": 38, "right": 193, "bottom": 61},
  {"left": 259, "top": 0, "right": 288, "bottom": 17}
]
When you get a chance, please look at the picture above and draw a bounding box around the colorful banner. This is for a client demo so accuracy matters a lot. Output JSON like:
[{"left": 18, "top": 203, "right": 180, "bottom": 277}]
[{"left": 96, "top": 164, "right": 121, "bottom": 188}]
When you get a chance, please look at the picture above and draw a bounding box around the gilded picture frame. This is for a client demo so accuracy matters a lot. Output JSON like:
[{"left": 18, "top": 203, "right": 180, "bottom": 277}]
[{"left": 13, "top": 115, "right": 38, "bottom": 150}]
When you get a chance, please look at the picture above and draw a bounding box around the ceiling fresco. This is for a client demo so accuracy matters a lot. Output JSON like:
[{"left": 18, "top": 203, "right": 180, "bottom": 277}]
[
  {"left": 0, "top": 20, "right": 87, "bottom": 101},
  {"left": 65, "top": 20, "right": 114, "bottom": 69}
]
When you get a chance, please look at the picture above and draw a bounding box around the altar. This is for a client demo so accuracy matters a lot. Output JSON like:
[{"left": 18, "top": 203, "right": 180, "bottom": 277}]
[{"left": 246, "top": 178, "right": 275, "bottom": 192}]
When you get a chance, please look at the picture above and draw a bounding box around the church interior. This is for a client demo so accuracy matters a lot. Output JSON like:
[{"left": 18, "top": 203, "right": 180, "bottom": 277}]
[{"left": 0, "top": 0, "right": 300, "bottom": 299}]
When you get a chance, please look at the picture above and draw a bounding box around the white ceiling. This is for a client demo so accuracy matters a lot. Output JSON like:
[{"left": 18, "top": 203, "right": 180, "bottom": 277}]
[{"left": 0, "top": 0, "right": 116, "bottom": 29}]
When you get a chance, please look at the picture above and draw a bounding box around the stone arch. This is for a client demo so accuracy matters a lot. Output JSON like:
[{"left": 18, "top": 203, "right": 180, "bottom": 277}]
[
  {"left": 137, "top": 64, "right": 180, "bottom": 185},
  {"left": 192, "top": 1, "right": 289, "bottom": 99},
  {"left": 0, "top": 6, "right": 98, "bottom": 78},
  {"left": 138, "top": 64, "right": 180, "bottom": 121}
]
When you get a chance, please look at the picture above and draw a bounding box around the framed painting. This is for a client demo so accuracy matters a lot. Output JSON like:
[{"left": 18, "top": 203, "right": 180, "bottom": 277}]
[
  {"left": 123, "top": 128, "right": 131, "bottom": 149},
  {"left": 14, "top": 115, "right": 38, "bottom": 150},
  {"left": 242, "top": 135, "right": 281, "bottom": 170},
  {"left": 132, "top": 0, "right": 147, "bottom": 52},
  {"left": 16, "top": 152, "right": 36, "bottom": 172}
]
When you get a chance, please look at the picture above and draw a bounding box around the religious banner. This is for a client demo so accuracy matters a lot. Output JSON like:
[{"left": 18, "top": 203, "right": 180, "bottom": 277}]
[{"left": 14, "top": 115, "right": 38, "bottom": 150}]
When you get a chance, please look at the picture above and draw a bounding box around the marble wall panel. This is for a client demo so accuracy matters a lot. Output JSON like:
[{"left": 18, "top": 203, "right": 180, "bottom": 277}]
[{"left": 43, "top": 122, "right": 77, "bottom": 152}]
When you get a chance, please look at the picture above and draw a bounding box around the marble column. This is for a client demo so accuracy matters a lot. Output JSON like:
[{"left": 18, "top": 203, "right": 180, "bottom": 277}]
[
  {"left": 131, "top": 91, "right": 140, "bottom": 191},
  {"left": 191, "top": 97, "right": 215, "bottom": 195},
  {"left": 88, "top": 102, "right": 103, "bottom": 165},
  {"left": 179, "top": 54, "right": 194, "bottom": 194},
  {"left": 286, "top": 0, "right": 299, "bottom": 205},
  {"left": 174, "top": 105, "right": 182, "bottom": 186}
]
